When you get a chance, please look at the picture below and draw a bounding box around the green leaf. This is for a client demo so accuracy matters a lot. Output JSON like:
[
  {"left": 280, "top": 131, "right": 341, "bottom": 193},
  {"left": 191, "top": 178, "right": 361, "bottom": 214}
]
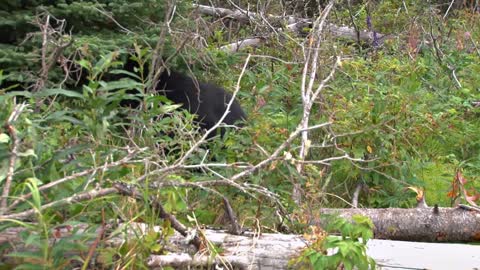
[
  {"left": 7, "top": 250, "right": 44, "bottom": 260},
  {"left": 160, "top": 104, "right": 182, "bottom": 113},
  {"left": 337, "top": 241, "right": 351, "bottom": 257},
  {"left": 98, "top": 79, "right": 143, "bottom": 91},
  {"left": 76, "top": 59, "right": 92, "bottom": 71},
  {"left": 24, "top": 177, "right": 43, "bottom": 186},
  {"left": 109, "top": 69, "right": 141, "bottom": 80},
  {"left": 18, "top": 149, "right": 37, "bottom": 158},
  {"left": 308, "top": 252, "right": 322, "bottom": 267},
  {"left": 25, "top": 179, "right": 41, "bottom": 210},
  {"left": 44, "top": 111, "right": 82, "bottom": 125},
  {"left": 24, "top": 232, "right": 41, "bottom": 247},
  {"left": 343, "top": 259, "right": 354, "bottom": 270},
  {"left": 0, "top": 133, "right": 10, "bottom": 143},
  {"left": 35, "top": 88, "right": 85, "bottom": 99},
  {"left": 5, "top": 91, "right": 32, "bottom": 98},
  {"left": 92, "top": 51, "right": 117, "bottom": 78}
]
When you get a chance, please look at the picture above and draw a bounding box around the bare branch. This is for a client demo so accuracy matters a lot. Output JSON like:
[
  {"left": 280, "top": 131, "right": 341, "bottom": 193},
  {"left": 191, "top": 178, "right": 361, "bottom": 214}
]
[
  {"left": 114, "top": 183, "right": 203, "bottom": 249},
  {"left": 352, "top": 182, "right": 363, "bottom": 208},
  {"left": 7, "top": 149, "right": 141, "bottom": 212},
  {"left": 148, "top": 0, "right": 176, "bottom": 94},
  {"left": 0, "top": 103, "right": 28, "bottom": 214},
  {"left": 33, "top": 13, "right": 73, "bottom": 93},
  {"left": 0, "top": 187, "right": 118, "bottom": 220},
  {"left": 220, "top": 37, "right": 264, "bottom": 52}
]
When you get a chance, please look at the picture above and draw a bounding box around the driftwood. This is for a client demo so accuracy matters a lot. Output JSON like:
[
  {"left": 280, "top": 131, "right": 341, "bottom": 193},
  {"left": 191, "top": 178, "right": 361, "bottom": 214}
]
[{"left": 319, "top": 207, "right": 480, "bottom": 242}]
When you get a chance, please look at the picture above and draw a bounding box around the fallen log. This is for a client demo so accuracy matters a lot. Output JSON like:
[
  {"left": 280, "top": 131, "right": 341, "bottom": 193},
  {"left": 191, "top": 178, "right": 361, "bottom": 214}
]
[
  {"left": 2, "top": 208, "right": 479, "bottom": 247},
  {"left": 194, "top": 3, "right": 390, "bottom": 50},
  {"left": 0, "top": 223, "right": 306, "bottom": 269},
  {"left": 319, "top": 207, "right": 480, "bottom": 242},
  {"left": 1, "top": 216, "right": 480, "bottom": 269}
]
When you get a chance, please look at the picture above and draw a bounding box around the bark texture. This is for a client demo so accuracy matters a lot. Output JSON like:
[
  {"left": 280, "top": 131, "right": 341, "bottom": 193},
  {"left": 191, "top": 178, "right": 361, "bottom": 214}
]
[{"left": 319, "top": 207, "right": 480, "bottom": 242}]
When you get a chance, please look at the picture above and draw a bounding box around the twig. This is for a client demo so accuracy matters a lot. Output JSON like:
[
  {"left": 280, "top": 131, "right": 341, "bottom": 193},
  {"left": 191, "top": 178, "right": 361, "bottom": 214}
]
[
  {"left": 294, "top": 154, "right": 364, "bottom": 165},
  {"left": 458, "top": 204, "right": 480, "bottom": 213},
  {"left": 182, "top": 162, "right": 251, "bottom": 170},
  {"left": 148, "top": 0, "right": 176, "bottom": 94},
  {"left": 346, "top": 0, "right": 362, "bottom": 51},
  {"left": 114, "top": 183, "right": 203, "bottom": 249},
  {"left": 449, "top": 66, "right": 462, "bottom": 88},
  {"left": 0, "top": 187, "right": 118, "bottom": 220},
  {"left": 7, "top": 149, "right": 140, "bottom": 212},
  {"left": 33, "top": 13, "right": 73, "bottom": 93},
  {"left": 93, "top": 7, "right": 134, "bottom": 34},
  {"left": 222, "top": 196, "right": 242, "bottom": 235},
  {"left": 429, "top": 21, "right": 444, "bottom": 65},
  {"left": 465, "top": 30, "right": 480, "bottom": 56},
  {"left": 352, "top": 183, "right": 363, "bottom": 208},
  {"left": 296, "top": 2, "right": 335, "bottom": 181},
  {"left": 0, "top": 103, "right": 28, "bottom": 214},
  {"left": 443, "top": 0, "right": 456, "bottom": 19},
  {"left": 82, "top": 209, "right": 106, "bottom": 270},
  {"left": 294, "top": 48, "right": 339, "bottom": 203},
  {"left": 228, "top": 121, "right": 332, "bottom": 184}
]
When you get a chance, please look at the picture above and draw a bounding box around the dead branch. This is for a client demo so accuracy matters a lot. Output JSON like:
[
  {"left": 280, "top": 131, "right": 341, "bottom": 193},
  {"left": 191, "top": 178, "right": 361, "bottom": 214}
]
[
  {"left": 33, "top": 13, "right": 73, "bottom": 93},
  {"left": 6, "top": 148, "right": 141, "bottom": 212},
  {"left": 294, "top": 2, "right": 335, "bottom": 204},
  {"left": 149, "top": 0, "right": 177, "bottom": 94},
  {"left": 0, "top": 187, "right": 118, "bottom": 220},
  {"left": 0, "top": 103, "right": 28, "bottom": 214},
  {"left": 195, "top": 3, "right": 389, "bottom": 51},
  {"left": 351, "top": 182, "right": 363, "bottom": 208},
  {"left": 220, "top": 37, "right": 265, "bottom": 52},
  {"left": 113, "top": 183, "right": 203, "bottom": 250},
  {"left": 222, "top": 196, "right": 242, "bottom": 235}
]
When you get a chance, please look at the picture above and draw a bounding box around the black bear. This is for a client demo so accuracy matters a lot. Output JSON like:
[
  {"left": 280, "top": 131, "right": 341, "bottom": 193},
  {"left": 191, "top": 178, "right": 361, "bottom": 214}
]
[
  {"left": 156, "top": 69, "right": 246, "bottom": 138},
  {"left": 66, "top": 56, "right": 246, "bottom": 138}
]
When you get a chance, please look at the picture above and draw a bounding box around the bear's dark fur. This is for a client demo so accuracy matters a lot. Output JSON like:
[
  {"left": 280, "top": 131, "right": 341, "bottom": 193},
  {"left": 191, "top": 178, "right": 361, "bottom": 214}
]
[
  {"left": 156, "top": 70, "right": 246, "bottom": 138},
  {"left": 66, "top": 57, "right": 246, "bottom": 138}
]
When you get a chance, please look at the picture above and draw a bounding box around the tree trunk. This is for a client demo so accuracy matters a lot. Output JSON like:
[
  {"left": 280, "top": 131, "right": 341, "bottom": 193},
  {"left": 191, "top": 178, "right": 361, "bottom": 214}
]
[{"left": 319, "top": 207, "right": 480, "bottom": 242}]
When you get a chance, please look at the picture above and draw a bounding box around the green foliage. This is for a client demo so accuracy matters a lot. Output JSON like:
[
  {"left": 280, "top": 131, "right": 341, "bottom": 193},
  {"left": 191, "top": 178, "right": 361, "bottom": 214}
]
[
  {"left": 318, "top": 33, "right": 480, "bottom": 206},
  {"left": 0, "top": 0, "right": 187, "bottom": 88},
  {"left": 1, "top": 182, "right": 90, "bottom": 269},
  {"left": 291, "top": 215, "right": 376, "bottom": 270},
  {"left": 0, "top": 52, "right": 195, "bottom": 267},
  {"left": 2, "top": 0, "right": 480, "bottom": 267}
]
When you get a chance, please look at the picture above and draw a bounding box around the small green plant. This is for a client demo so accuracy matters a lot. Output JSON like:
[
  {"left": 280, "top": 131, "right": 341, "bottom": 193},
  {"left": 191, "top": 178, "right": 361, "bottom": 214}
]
[
  {"left": 291, "top": 215, "right": 376, "bottom": 270},
  {"left": 2, "top": 180, "right": 90, "bottom": 270}
]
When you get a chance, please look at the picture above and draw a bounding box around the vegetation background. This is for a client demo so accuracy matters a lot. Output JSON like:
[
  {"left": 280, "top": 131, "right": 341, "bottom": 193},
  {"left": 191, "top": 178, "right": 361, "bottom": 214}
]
[{"left": 0, "top": 0, "right": 479, "bottom": 269}]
